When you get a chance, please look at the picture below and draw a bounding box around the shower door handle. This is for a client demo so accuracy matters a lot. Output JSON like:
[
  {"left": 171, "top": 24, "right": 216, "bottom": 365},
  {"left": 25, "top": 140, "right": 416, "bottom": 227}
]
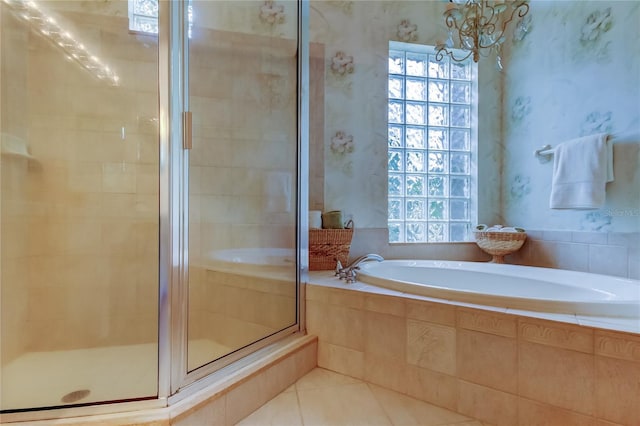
[{"left": 182, "top": 111, "right": 192, "bottom": 150}]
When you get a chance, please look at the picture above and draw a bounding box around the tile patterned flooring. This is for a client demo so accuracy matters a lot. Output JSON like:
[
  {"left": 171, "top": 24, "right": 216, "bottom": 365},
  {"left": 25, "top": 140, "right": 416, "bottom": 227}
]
[{"left": 236, "top": 367, "right": 488, "bottom": 426}]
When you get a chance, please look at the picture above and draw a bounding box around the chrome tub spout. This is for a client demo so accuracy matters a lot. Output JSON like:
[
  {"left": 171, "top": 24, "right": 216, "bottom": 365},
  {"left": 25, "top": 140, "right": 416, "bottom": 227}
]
[{"left": 337, "top": 253, "right": 384, "bottom": 283}]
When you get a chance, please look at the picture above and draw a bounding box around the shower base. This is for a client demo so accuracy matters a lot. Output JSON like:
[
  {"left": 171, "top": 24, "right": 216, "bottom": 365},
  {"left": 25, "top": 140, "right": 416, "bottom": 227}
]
[{"left": 1, "top": 338, "right": 229, "bottom": 411}]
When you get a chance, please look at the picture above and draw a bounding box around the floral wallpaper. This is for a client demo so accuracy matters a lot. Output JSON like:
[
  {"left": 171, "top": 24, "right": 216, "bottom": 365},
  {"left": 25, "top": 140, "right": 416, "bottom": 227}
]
[
  {"left": 503, "top": 1, "right": 640, "bottom": 232},
  {"left": 309, "top": 0, "right": 503, "bottom": 229}
]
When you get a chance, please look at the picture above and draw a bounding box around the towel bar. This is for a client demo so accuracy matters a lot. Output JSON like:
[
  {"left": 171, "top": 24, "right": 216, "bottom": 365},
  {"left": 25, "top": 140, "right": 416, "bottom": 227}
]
[
  {"left": 534, "top": 144, "right": 554, "bottom": 162},
  {"left": 534, "top": 129, "right": 639, "bottom": 162}
]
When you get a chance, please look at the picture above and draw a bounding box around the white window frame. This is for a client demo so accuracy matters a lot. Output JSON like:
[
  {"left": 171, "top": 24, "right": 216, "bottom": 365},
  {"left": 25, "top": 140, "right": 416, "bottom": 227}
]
[
  {"left": 128, "top": 0, "right": 160, "bottom": 35},
  {"left": 387, "top": 41, "right": 478, "bottom": 243},
  {"left": 128, "top": 0, "right": 192, "bottom": 36}
]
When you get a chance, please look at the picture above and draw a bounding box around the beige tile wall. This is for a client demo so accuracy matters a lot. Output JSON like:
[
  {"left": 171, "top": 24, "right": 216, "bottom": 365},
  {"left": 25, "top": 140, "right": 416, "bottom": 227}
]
[
  {"left": 509, "top": 230, "right": 640, "bottom": 279},
  {"left": 1, "top": 5, "right": 32, "bottom": 364},
  {"left": 188, "top": 27, "right": 298, "bottom": 261},
  {"left": 307, "top": 284, "right": 640, "bottom": 426},
  {"left": 188, "top": 266, "right": 297, "bottom": 352},
  {"left": 1, "top": 9, "right": 159, "bottom": 358}
]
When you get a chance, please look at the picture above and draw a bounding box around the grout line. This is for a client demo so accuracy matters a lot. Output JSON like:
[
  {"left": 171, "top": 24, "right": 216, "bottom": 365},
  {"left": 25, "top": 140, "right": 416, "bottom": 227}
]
[
  {"left": 293, "top": 382, "right": 306, "bottom": 426},
  {"left": 364, "top": 381, "right": 396, "bottom": 426}
]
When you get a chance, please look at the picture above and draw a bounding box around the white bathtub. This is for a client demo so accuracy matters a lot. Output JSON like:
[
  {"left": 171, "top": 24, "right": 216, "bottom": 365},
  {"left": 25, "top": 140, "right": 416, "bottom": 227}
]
[
  {"left": 357, "top": 260, "right": 640, "bottom": 318},
  {"left": 200, "top": 248, "right": 296, "bottom": 277}
]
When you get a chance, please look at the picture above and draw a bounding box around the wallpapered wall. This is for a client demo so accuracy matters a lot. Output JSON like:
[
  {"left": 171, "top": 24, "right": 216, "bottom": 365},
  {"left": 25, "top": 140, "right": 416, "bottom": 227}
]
[
  {"left": 503, "top": 1, "right": 640, "bottom": 233},
  {"left": 310, "top": 0, "right": 639, "bottom": 235},
  {"left": 309, "top": 0, "right": 503, "bottom": 229}
]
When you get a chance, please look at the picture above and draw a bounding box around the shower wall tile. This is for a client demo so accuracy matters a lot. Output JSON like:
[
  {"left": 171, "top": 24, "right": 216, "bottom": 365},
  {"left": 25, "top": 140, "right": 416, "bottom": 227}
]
[
  {"left": 187, "top": 27, "right": 298, "bottom": 264},
  {"left": 1, "top": 9, "right": 161, "bottom": 354}
]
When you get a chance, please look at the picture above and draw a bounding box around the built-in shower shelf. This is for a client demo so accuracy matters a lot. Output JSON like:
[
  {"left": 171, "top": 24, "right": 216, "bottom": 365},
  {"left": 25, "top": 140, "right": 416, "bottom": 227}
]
[{"left": 1, "top": 134, "right": 35, "bottom": 161}]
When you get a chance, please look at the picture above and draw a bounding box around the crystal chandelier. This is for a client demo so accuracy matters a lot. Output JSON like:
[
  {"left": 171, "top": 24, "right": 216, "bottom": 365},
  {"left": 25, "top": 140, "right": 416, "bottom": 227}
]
[{"left": 435, "top": 0, "right": 530, "bottom": 67}]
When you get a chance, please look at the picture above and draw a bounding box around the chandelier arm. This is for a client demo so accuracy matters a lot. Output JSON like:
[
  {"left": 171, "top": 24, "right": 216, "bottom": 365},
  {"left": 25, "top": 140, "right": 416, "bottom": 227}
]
[
  {"left": 435, "top": 45, "right": 473, "bottom": 63},
  {"left": 439, "top": 0, "right": 529, "bottom": 63},
  {"left": 444, "top": 12, "right": 461, "bottom": 31},
  {"left": 474, "top": 1, "right": 529, "bottom": 50},
  {"left": 491, "top": 1, "right": 530, "bottom": 48}
]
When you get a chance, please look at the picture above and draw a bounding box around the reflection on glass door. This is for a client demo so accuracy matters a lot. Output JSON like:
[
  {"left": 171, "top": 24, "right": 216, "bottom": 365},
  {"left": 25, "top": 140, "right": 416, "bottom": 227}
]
[
  {"left": 186, "top": 0, "right": 299, "bottom": 371},
  {"left": 0, "top": 0, "right": 159, "bottom": 410}
]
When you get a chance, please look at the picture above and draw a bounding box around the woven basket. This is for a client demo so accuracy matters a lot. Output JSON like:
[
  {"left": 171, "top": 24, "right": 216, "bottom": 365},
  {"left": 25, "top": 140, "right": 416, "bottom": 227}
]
[
  {"left": 474, "top": 231, "right": 527, "bottom": 263},
  {"left": 309, "top": 227, "right": 354, "bottom": 271}
]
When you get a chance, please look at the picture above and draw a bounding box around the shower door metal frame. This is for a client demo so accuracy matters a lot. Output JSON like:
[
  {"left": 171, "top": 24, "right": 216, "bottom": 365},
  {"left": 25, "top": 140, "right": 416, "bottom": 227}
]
[
  {"left": 166, "top": 0, "right": 309, "bottom": 398},
  {"left": 0, "top": 0, "right": 308, "bottom": 419}
]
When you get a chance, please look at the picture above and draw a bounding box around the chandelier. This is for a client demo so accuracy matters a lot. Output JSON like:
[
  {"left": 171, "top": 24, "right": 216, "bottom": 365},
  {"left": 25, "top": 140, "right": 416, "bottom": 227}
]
[{"left": 435, "top": 0, "right": 530, "bottom": 66}]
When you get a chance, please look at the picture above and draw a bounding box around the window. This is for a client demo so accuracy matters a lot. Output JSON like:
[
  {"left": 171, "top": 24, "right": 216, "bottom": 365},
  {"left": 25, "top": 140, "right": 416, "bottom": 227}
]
[
  {"left": 128, "top": 0, "right": 192, "bottom": 36},
  {"left": 129, "top": 0, "right": 159, "bottom": 34},
  {"left": 387, "top": 41, "right": 477, "bottom": 243}
]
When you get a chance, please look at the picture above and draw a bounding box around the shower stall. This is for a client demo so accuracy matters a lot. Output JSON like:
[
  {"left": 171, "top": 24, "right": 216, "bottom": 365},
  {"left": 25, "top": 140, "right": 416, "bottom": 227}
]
[{"left": 0, "top": 0, "right": 306, "bottom": 419}]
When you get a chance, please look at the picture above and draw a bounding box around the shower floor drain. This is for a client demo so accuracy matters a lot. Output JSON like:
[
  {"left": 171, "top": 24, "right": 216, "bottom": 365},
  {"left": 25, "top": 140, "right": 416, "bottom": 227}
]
[{"left": 61, "top": 389, "right": 90, "bottom": 404}]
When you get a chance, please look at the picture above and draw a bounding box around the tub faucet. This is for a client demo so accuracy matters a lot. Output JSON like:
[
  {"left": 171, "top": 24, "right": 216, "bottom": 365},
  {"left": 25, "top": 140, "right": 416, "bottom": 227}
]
[{"left": 337, "top": 254, "right": 384, "bottom": 283}]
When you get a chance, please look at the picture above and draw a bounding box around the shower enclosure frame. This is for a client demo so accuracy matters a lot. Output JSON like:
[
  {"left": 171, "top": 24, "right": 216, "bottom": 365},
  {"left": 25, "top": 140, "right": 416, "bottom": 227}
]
[{"left": 0, "top": 0, "right": 309, "bottom": 421}]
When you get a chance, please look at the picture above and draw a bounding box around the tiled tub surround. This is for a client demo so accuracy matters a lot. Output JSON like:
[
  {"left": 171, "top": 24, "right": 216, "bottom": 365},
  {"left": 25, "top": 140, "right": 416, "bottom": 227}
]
[{"left": 307, "top": 274, "right": 640, "bottom": 426}]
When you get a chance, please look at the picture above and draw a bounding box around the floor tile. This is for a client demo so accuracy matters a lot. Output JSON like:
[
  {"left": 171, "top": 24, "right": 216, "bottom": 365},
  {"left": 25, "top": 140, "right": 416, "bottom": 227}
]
[
  {"left": 368, "top": 384, "right": 472, "bottom": 426},
  {"left": 235, "top": 367, "right": 484, "bottom": 426},
  {"left": 297, "top": 381, "right": 392, "bottom": 425},
  {"left": 294, "top": 366, "right": 362, "bottom": 391},
  {"left": 235, "top": 390, "right": 303, "bottom": 426}
]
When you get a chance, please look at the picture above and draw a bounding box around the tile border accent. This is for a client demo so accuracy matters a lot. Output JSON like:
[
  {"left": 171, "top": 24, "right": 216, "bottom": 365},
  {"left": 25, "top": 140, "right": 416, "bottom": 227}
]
[
  {"left": 595, "top": 330, "right": 640, "bottom": 362},
  {"left": 457, "top": 308, "right": 517, "bottom": 338},
  {"left": 519, "top": 318, "right": 594, "bottom": 353}
]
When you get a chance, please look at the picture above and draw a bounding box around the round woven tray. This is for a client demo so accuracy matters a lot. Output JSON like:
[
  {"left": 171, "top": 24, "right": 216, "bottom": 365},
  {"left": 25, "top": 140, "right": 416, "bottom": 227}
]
[{"left": 474, "top": 231, "right": 527, "bottom": 263}]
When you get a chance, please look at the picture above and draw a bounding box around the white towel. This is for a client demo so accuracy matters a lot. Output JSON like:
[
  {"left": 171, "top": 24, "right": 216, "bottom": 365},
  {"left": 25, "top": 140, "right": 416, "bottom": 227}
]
[
  {"left": 550, "top": 133, "right": 614, "bottom": 209},
  {"left": 263, "top": 171, "right": 292, "bottom": 213}
]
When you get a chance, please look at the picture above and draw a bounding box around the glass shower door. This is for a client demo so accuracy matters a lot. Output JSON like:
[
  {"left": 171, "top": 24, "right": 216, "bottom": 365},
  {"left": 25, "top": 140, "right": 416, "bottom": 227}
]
[
  {"left": 0, "top": 0, "right": 160, "bottom": 410},
  {"left": 186, "top": 0, "right": 299, "bottom": 372}
]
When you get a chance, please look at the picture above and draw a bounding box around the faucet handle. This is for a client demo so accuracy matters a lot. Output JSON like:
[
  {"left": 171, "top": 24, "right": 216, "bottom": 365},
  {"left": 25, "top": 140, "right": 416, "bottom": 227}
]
[
  {"left": 334, "top": 260, "right": 343, "bottom": 277},
  {"left": 345, "top": 269, "right": 357, "bottom": 283}
]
